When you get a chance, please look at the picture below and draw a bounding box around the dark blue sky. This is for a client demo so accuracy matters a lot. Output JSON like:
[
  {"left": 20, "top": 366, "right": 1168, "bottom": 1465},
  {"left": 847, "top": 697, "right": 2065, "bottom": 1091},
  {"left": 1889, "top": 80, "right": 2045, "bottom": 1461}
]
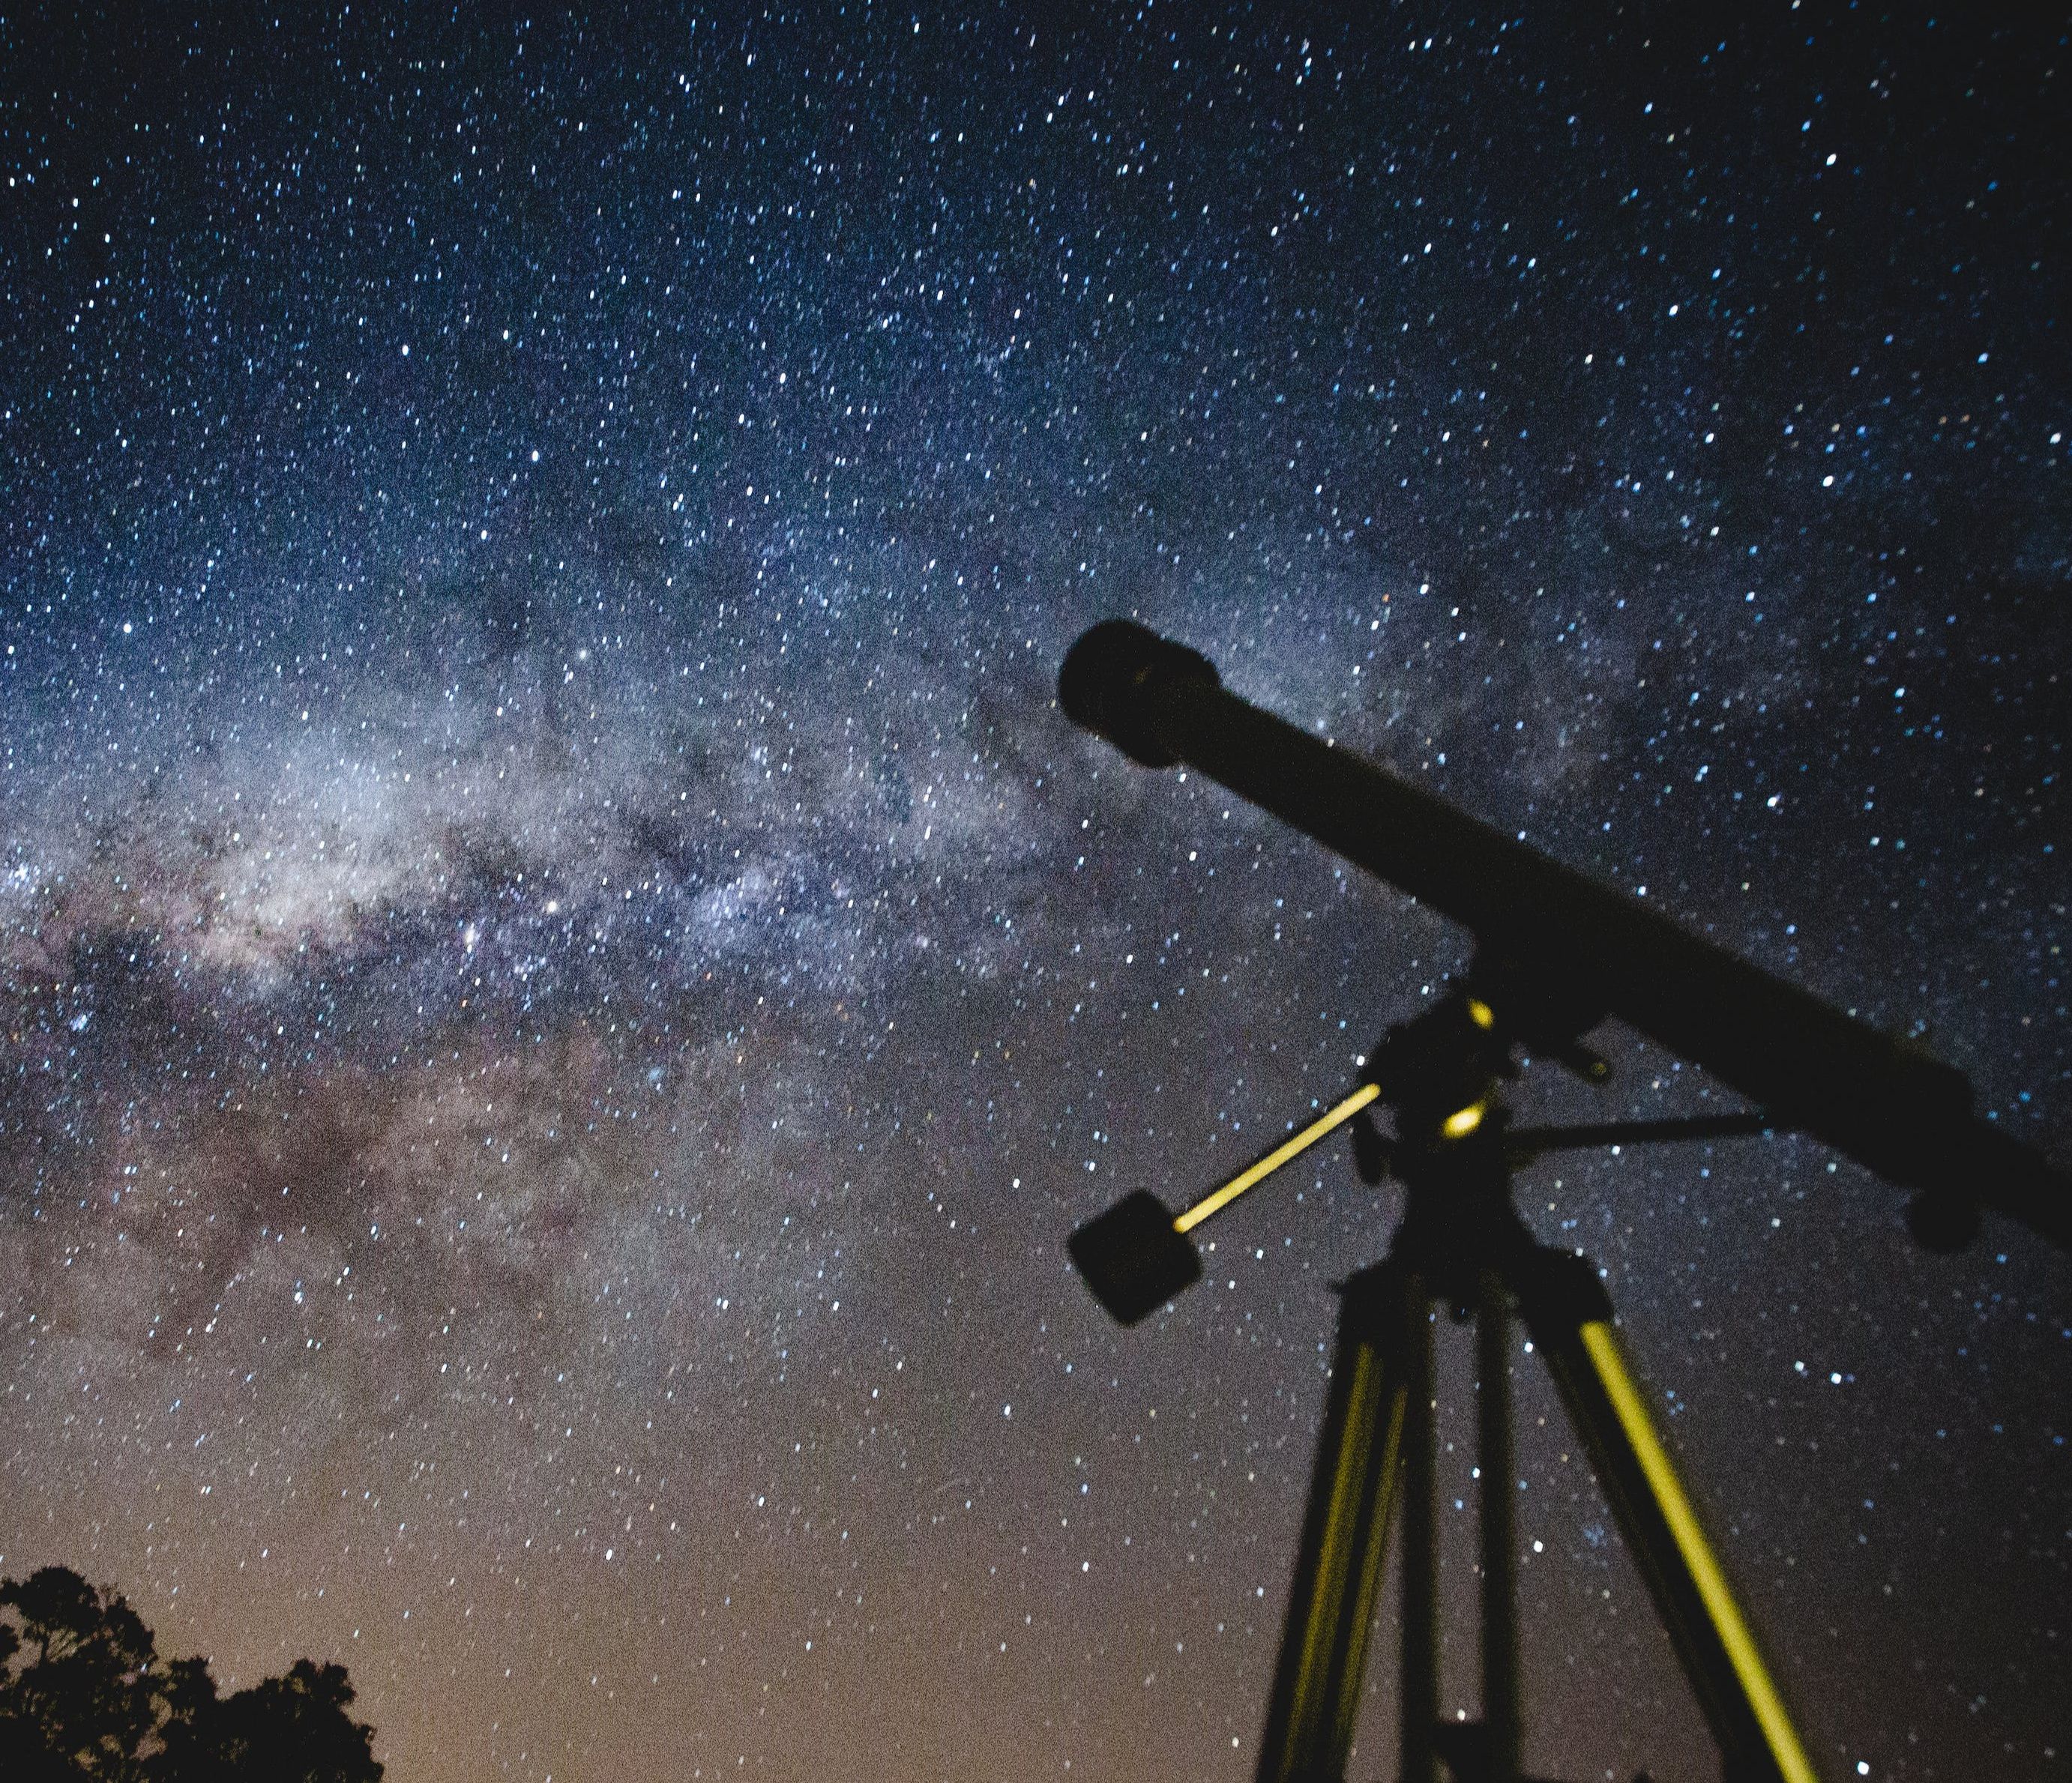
[{"left": 2, "top": 7, "right": 2065, "bottom": 1779}]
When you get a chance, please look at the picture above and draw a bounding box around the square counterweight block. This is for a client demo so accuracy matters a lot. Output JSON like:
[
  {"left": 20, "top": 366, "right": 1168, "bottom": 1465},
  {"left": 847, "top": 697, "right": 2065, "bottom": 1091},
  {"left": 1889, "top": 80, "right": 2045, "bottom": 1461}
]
[{"left": 1068, "top": 1190, "right": 1202, "bottom": 1326}]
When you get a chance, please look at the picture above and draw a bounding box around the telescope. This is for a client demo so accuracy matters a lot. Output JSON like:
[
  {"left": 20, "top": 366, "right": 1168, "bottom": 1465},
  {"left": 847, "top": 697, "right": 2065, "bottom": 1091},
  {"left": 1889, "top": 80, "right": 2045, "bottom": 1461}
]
[
  {"left": 1059, "top": 619, "right": 2068, "bottom": 1255},
  {"left": 1056, "top": 621, "right": 2068, "bottom": 1783}
]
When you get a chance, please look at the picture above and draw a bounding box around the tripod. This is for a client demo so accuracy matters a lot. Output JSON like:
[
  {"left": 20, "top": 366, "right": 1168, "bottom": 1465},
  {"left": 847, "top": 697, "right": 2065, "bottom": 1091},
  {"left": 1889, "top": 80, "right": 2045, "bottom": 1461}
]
[
  {"left": 1256, "top": 988, "right": 1813, "bottom": 1783},
  {"left": 1072, "top": 980, "right": 1819, "bottom": 1783}
]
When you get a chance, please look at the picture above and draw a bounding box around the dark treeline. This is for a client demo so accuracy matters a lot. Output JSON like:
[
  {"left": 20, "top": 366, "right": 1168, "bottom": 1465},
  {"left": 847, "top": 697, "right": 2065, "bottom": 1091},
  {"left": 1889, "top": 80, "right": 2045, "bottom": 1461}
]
[{"left": 0, "top": 1567, "right": 380, "bottom": 1782}]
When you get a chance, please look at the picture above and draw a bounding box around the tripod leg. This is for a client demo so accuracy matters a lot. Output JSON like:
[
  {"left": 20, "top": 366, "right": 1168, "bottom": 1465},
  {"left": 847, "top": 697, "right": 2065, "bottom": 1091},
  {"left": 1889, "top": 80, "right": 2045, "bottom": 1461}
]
[
  {"left": 1256, "top": 1262, "right": 1423, "bottom": 1783},
  {"left": 1399, "top": 1300, "right": 1439, "bottom": 1783},
  {"left": 1518, "top": 1249, "right": 1819, "bottom": 1783},
  {"left": 1476, "top": 1271, "right": 1522, "bottom": 1783}
]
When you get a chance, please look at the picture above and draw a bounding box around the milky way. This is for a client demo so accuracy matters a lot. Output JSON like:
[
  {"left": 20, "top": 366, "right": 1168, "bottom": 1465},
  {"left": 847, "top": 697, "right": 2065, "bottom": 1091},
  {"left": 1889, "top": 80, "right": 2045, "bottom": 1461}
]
[{"left": 3, "top": 10, "right": 2066, "bottom": 1781}]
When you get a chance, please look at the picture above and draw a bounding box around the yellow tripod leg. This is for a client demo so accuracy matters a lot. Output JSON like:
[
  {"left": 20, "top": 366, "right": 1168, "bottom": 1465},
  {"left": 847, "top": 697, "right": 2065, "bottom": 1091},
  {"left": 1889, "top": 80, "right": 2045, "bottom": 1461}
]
[
  {"left": 1523, "top": 1248, "right": 1821, "bottom": 1783},
  {"left": 1576, "top": 1321, "right": 1819, "bottom": 1783}
]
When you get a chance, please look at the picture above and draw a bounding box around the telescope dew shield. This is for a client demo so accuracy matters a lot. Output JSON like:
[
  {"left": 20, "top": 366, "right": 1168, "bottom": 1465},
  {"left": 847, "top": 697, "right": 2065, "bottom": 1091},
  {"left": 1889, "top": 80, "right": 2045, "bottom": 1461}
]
[
  {"left": 1057, "top": 621, "right": 1219, "bottom": 767},
  {"left": 1067, "top": 1190, "right": 1201, "bottom": 1326}
]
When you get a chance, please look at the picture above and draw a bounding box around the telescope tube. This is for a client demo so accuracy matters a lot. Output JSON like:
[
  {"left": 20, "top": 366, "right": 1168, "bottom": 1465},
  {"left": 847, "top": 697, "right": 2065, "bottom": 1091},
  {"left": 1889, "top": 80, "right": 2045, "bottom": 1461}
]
[{"left": 1058, "top": 620, "right": 2068, "bottom": 1248}]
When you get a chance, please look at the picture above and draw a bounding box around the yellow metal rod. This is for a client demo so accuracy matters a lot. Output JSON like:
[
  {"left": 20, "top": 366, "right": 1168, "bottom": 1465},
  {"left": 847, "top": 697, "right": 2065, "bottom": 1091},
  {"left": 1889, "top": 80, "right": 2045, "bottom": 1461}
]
[
  {"left": 1578, "top": 1322, "right": 1819, "bottom": 1783},
  {"left": 1172, "top": 1082, "right": 1382, "bottom": 1235}
]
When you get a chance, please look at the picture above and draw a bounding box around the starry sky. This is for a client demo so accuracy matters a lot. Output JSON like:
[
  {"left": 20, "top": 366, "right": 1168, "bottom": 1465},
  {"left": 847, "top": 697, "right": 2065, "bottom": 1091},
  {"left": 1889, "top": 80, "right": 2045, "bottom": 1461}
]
[{"left": 1, "top": 7, "right": 2066, "bottom": 1780}]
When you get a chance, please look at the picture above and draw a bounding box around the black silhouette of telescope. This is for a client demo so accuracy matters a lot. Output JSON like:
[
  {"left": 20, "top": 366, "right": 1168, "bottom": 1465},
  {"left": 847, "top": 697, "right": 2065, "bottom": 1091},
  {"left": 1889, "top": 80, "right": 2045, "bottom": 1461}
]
[
  {"left": 1056, "top": 620, "right": 2068, "bottom": 1783},
  {"left": 1060, "top": 619, "right": 2068, "bottom": 1265}
]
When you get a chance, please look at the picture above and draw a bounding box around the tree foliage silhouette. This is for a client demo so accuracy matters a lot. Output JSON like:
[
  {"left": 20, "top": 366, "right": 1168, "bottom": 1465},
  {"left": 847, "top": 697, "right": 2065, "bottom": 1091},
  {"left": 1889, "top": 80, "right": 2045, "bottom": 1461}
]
[{"left": 0, "top": 1567, "right": 381, "bottom": 1782}]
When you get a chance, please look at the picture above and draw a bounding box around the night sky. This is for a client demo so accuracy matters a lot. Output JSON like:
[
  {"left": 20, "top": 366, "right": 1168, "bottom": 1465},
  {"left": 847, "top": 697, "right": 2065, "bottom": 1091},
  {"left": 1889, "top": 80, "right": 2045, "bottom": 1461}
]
[{"left": 2, "top": 7, "right": 2066, "bottom": 1780}]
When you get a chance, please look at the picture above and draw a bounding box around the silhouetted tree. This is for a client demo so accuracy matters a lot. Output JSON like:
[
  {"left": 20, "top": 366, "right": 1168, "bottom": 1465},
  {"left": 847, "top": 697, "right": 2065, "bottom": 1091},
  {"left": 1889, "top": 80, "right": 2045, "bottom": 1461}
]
[
  {"left": 0, "top": 1568, "right": 380, "bottom": 1782},
  {"left": 209, "top": 1660, "right": 382, "bottom": 1783}
]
